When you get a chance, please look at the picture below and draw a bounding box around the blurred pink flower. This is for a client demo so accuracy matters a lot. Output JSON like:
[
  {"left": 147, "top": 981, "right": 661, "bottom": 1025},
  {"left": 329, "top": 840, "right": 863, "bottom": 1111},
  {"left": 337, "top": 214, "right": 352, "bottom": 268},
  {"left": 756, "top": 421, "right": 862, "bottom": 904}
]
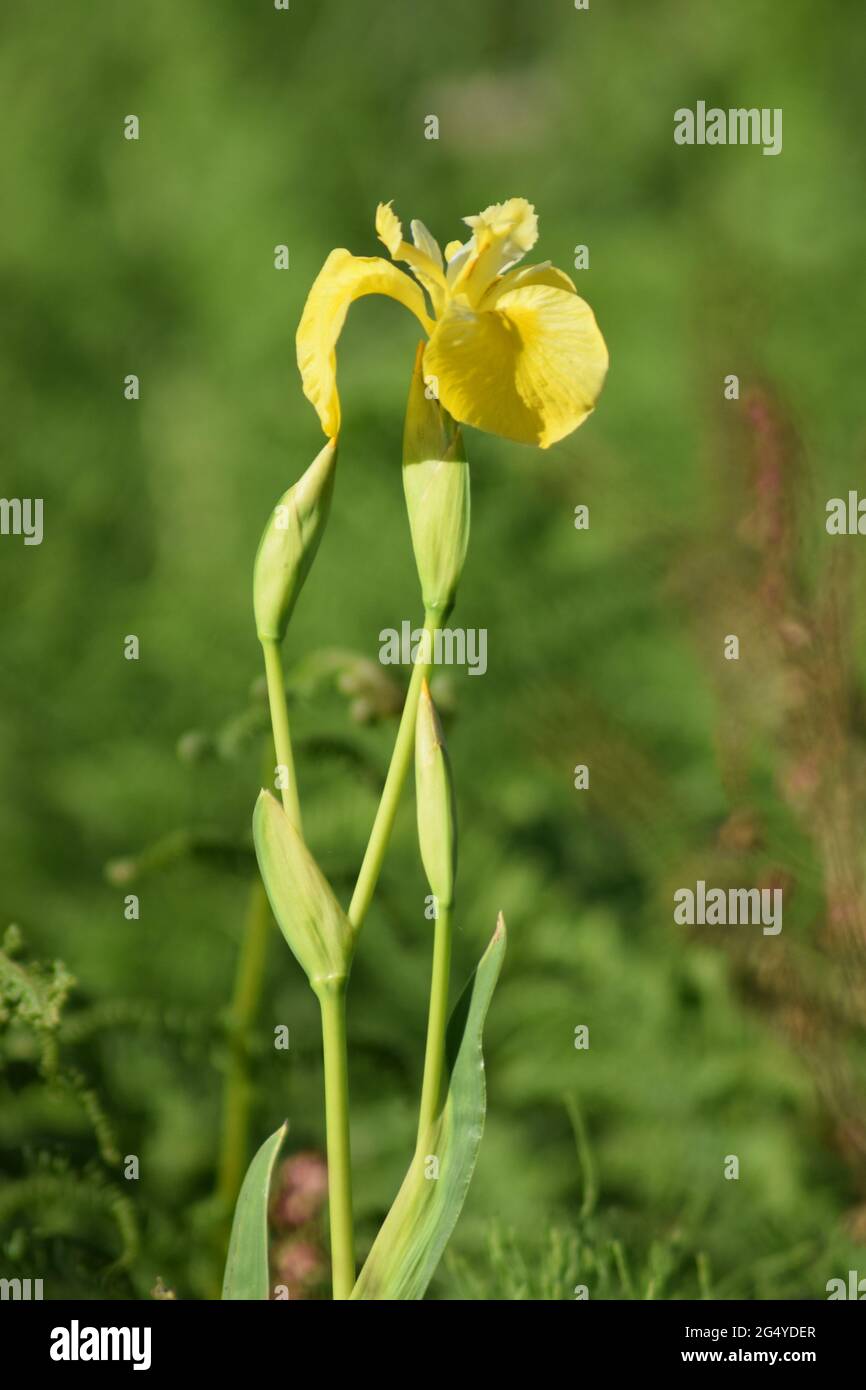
[
  {"left": 271, "top": 1150, "right": 329, "bottom": 1230},
  {"left": 272, "top": 1239, "right": 327, "bottom": 1300}
]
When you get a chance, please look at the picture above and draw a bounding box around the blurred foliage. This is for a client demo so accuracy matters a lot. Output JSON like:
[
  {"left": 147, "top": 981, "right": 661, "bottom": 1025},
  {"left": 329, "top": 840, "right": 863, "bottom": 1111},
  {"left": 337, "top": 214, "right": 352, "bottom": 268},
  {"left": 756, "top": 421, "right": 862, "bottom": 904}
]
[{"left": 1, "top": 0, "right": 866, "bottom": 1298}]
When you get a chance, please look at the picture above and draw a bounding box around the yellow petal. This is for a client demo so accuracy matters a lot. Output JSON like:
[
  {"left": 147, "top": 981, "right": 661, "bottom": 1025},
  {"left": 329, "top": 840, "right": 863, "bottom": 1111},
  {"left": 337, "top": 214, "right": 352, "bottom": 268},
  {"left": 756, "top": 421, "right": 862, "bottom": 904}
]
[
  {"left": 444, "top": 239, "right": 463, "bottom": 262},
  {"left": 375, "top": 203, "right": 446, "bottom": 316},
  {"left": 296, "top": 249, "right": 433, "bottom": 438},
  {"left": 410, "top": 219, "right": 443, "bottom": 268},
  {"left": 481, "top": 262, "right": 577, "bottom": 305},
  {"left": 375, "top": 202, "right": 403, "bottom": 257},
  {"left": 463, "top": 197, "right": 538, "bottom": 253},
  {"left": 452, "top": 198, "right": 539, "bottom": 305},
  {"left": 424, "top": 283, "right": 608, "bottom": 448}
]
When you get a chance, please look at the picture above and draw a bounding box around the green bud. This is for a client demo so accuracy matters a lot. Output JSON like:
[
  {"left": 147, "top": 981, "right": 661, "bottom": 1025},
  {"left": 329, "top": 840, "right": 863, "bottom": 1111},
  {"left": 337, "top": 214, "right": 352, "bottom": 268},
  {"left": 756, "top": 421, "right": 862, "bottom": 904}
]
[
  {"left": 253, "top": 789, "right": 353, "bottom": 988},
  {"left": 253, "top": 438, "right": 337, "bottom": 642},
  {"left": 403, "top": 343, "right": 469, "bottom": 619},
  {"left": 414, "top": 680, "right": 456, "bottom": 907}
]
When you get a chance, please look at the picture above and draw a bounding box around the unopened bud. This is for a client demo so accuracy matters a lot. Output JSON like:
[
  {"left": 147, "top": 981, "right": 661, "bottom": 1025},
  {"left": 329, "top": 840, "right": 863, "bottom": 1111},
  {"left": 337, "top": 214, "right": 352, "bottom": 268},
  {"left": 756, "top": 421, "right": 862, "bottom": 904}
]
[
  {"left": 415, "top": 681, "right": 456, "bottom": 906},
  {"left": 254, "top": 438, "right": 337, "bottom": 642},
  {"left": 253, "top": 790, "right": 353, "bottom": 988},
  {"left": 403, "top": 344, "right": 469, "bottom": 618}
]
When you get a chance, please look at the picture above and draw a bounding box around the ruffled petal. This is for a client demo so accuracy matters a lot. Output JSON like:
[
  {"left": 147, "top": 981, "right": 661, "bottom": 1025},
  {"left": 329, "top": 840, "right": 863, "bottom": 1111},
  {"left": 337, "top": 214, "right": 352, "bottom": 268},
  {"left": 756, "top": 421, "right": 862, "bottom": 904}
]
[
  {"left": 375, "top": 203, "right": 446, "bottom": 316},
  {"left": 450, "top": 198, "right": 539, "bottom": 306},
  {"left": 424, "top": 283, "right": 608, "bottom": 448},
  {"left": 296, "top": 248, "right": 433, "bottom": 438},
  {"left": 374, "top": 202, "right": 403, "bottom": 257}
]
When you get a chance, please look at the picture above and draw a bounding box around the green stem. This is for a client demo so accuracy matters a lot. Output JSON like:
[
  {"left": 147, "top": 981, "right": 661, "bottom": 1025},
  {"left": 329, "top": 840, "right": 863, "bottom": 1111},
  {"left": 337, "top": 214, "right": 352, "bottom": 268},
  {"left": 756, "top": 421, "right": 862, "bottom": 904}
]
[
  {"left": 348, "top": 610, "right": 440, "bottom": 934},
  {"left": 316, "top": 979, "right": 355, "bottom": 1299},
  {"left": 216, "top": 877, "right": 272, "bottom": 1216},
  {"left": 416, "top": 901, "right": 452, "bottom": 1142},
  {"left": 261, "top": 637, "right": 303, "bottom": 830}
]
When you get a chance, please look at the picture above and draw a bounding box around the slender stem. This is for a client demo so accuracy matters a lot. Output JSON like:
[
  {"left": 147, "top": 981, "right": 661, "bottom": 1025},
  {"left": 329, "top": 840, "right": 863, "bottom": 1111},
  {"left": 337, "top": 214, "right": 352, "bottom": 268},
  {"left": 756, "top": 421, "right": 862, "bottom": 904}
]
[
  {"left": 416, "top": 902, "right": 452, "bottom": 1142},
  {"left": 317, "top": 979, "right": 355, "bottom": 1299},
  {"left": 216, "top": 877, "right": 272, "bottom": 1215},
  {"left": 261, "top": 637, "right": 303, "bottom": 830},
  {"left": 348, "top": 610, "right": 440, "bottom": 934}
]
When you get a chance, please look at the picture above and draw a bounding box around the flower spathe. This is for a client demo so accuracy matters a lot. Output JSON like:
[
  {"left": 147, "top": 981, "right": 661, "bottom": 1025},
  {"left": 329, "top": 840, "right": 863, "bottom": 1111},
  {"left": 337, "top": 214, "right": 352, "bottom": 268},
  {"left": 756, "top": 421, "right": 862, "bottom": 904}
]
[{"left": 296, "top": 198, "right": 608, "bottom": 449}]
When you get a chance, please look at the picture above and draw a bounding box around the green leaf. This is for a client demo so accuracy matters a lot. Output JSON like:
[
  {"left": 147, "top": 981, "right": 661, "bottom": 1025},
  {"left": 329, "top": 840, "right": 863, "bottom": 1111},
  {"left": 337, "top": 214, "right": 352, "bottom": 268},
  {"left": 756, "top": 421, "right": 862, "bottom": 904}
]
[
  {"left": 222, "top": 1121, "right": 287, "bottom": 1300},
  {"left": 350, "top": 916, "right": 506, "bottom": 1300}
]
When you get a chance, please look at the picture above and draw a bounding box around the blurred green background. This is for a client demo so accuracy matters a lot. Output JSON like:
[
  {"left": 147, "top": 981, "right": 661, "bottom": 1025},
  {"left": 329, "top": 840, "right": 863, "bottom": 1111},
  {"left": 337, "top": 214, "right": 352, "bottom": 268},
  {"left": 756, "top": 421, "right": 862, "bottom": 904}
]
[{"left": 2, "top": 0, "right": 866, "bottom": 1299}]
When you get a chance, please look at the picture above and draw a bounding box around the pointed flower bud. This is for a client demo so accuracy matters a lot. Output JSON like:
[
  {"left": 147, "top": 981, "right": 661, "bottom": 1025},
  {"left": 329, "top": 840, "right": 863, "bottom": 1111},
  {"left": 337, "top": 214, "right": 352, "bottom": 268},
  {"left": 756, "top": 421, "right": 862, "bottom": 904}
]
[
  {"left": 253, "top": 790, "right": 353, "bottom": 988},
  {"left": 254, "top": 438, "right": 337, "bottom": 642},
  {"left": 403, "top": 343, "right": 469, "bottom": 619},
  {"left": 414, "top": 681, "right": 457, "bottom": 907}
]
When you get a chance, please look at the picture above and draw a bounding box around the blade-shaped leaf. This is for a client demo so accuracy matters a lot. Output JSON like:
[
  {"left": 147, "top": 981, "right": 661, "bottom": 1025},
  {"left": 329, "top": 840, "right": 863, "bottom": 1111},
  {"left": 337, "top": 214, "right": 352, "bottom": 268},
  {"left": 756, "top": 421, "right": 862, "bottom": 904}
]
[
  {"left": 351, "top": 916, "right": 506, "bottom": 1300},
  {"left": 222, "top": 1121, "right": 287, "bottom": 1300}
]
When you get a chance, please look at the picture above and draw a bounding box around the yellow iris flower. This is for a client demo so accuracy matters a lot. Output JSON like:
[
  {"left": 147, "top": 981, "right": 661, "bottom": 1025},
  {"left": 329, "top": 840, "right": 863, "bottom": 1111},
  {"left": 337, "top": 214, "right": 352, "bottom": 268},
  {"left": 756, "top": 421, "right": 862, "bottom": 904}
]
[{"left": 296, "top": 197, "right": 608, "bottom": 449}]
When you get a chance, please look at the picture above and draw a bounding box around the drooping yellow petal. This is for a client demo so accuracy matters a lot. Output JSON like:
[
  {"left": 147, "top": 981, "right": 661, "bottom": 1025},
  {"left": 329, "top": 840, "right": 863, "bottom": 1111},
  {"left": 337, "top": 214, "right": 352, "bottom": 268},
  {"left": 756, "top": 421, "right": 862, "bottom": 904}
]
[
  {"left": 296, "top": 248, "right": 433, "bottom": 438},
  {"left": 450, "top": 198, "right": 539, "bottom": 306},
  {"left": 375, "top": 203, "right": 446, "bottom": 316},
  {"left": 424, "top": 283, "right": 608, "bottom": 449}
]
